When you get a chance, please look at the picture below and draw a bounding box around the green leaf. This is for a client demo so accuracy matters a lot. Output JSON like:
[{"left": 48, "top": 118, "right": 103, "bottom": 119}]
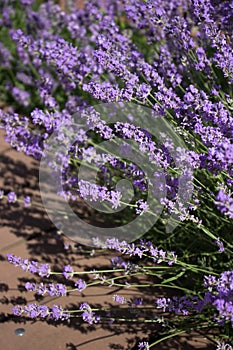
[{"left": 161, "top": 270, "right": 186, "bottom": 285}]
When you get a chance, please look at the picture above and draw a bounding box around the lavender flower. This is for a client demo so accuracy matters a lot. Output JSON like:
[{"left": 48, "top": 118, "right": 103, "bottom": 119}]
[
  {"left": 113, "top": 294, "right": 127, "bottom": 304},
  {"left": 25, "top": 282, "right": 36, "bottom": 292},
  {"left": 37, "top": 283, "right": 47, "bottom": 295},
  {"left": 0, "top": 112, "right": 43, "bottom": 159},
  {"left": 0, "top": 43, "right": 13, "bottom": 67},
  {"left": 135, "top": 200, "right": 150, "bottom": 215},
  {"left": 7, "top": 254, "right": 51, "bottom": 277},
  {"left": 157, "top": 271, "right": 233, "bottom": 325},
  {"left": 216, "top": 341, "right": 233, "bottom": 350},
  {"left": 78, "top": 180, "right": 122, "bottom": 209},
  {"left": 93, "top": 237, "right": 177, "bottom": 265},
  {"left": 11, "top": 87, "right": 30, "bottom": 107},
  {"left": 215, "top": 238, "right": 225, "bottom": 253},
  {"left": 75, "top": 279, "right": 86, "bottom": 292},
  {"left": 49, "top": 283, "right": 66, "bottom": 297},
  {"left": 12, "top": 305, "right": 23, "bottom": 316},
  {"left": 138, "top": 342, "right": 149, "bottom": 350},
  {"left": 12, "top": 303, "right": 68, "bottom": 320},
  {"left": 110, "top": 256, "right": 139, "bottom": 273},
  {"left": 23, "top": 196, "right": 31, "bottom": 207},
  {"left": 156, "top": 295, "right": 204, "bottom": 316},
  {"left": 38, "top": 264, "right": 51, "bottom": 277},
  {"left": 215, "top": 189, "right": 233, "bottom": 219},
  {"left": 51, "top": 305, "right": 69, "bottom": 321},
  {"left": 79, "top": 302, "right": 100, "bottom": 324},
  {"left": 63, "top": 265, "right": 73, "bottom": 279},
  {"left": 25, "top": 303, "right": 41, "bottom": 318},
  {"left": 7, "top": 191, "right": 17, "bottom": 203}
]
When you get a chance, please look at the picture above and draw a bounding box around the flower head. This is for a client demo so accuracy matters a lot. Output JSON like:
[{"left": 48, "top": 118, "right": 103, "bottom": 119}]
[{"left": 75, "top": 279, "right": 86, "bottom": 292}]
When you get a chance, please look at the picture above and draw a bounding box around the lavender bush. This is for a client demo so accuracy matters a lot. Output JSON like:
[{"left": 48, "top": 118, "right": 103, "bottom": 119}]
[{"left": 0, "top": 0, "right": 233, "bottom": 348}]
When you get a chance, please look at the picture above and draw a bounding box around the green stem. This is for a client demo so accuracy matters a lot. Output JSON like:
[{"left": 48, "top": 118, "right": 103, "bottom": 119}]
[{"left": 148, "top": 329, "right": 186, "bottom": 348}]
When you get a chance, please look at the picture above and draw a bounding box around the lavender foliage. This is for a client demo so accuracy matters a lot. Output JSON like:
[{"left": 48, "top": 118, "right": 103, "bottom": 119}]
[{"left": 0, "top": 0, "right": 233, "bottom": 348}]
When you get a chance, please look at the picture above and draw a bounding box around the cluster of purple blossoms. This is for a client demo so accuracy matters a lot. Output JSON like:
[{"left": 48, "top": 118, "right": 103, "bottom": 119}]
[
  {"left": 23, "top": 196, "right": 31, "bottom": 207},
  {"left": 110, "top": 256, "right": 139, "bottom": 273},
  {"left": 135, "top": 200, "right": 150, "bottom": 215},
  {"left": 78, "top": 180, "right": 122, "bottom": 209},
  {"left": 11, "top": 87, "right": 30, "bottom": 107},
  {"left": 93, "top": 237, "right": 177, "bottom": 265},
  {"left": 138, "top": 342, "right": 149, "bottom": 350},
  {"left": 7, "top": 254, "right": 51, "bottom": 277},
  {"left": 156, "top": 270, "right": 233, "bottom": 325},
  {"left": 215, "top": 189, "right": 233, "bottom": 219},
  {"left": 62, "top": 265, "right": 73, "bottom": 279},
  {"left": 0, "top": 111, "right": 43, "bottom": 159},
  {"left": 0, "top": 0, "right": 232, "bottom": 223},
  {"left": 203, "top": 270, "right": 233, "bottom": 325},
  {"left": 7, "top": 191, "right": 17, "bottom": 203},
  {"left": 214, "top": 238, "right": 225, "bottom": 253},
  {"left": 25, "top": 282, "right": 66, "bottom": 297},
  {"left": 216, "top": 341, "right": 233, "bottom": 350},
  {"left": 12, "top": 303, "right": 69, "bottom": 321},
  {"left": 0, "top": 190, "right": 31, "bottom": 207},
  {"left": 156, "top": 295, "right": 204, "bottom": 316},
  {"left": 0, "top": 190, "right": 17, "bottom": 203},
  {"left": 75, "top": 279, "right": 87, "bottom": 292},
  {"left": 62, "top": 268, "right": 86, "bottom": 291},
  {"left": 79, "top": 302, "right": 100, "bottom": 325},
  {"left": 113, "top": 294, "right": 127, "bottom": 305}
]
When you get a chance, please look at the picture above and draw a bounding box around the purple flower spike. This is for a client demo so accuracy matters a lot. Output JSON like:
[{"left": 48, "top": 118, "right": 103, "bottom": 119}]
[
  {"left": 7, "top": 254, "right": 51, "bottom": 277},
  {"left": 12, "top": 303, "right": 68, "bottom": 320}
]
